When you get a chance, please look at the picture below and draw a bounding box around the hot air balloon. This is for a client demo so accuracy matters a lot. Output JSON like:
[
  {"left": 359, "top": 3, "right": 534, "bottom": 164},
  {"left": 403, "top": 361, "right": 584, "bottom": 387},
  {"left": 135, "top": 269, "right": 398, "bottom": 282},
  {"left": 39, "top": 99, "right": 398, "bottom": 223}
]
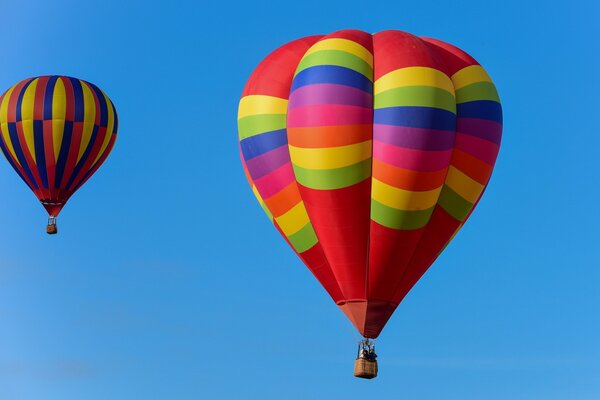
[
  {"left": 238, "top": 29, "right": 502, "bottom": 378},
  {"left": 0, "top": 76, "right": 118, "bottom": 234}
]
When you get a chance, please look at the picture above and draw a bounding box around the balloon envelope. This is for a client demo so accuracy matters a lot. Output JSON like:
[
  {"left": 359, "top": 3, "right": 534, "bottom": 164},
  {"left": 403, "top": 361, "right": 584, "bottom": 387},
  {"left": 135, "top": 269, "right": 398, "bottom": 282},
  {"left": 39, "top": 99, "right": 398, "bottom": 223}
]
[
  {"left": 238, "top": 30, "right": 502, "bottom": 338},
  {"left": 0, "top": 76, "right": 118, "bottom": 219}
]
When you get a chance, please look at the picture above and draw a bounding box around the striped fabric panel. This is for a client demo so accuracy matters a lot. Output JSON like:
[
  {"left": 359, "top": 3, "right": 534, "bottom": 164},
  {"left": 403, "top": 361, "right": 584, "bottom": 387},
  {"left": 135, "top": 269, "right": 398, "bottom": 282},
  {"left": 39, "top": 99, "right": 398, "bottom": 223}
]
[
  {"left": 287, "top": 30, "right": 374, "bottom": 301},
  {"left": 0, "top": 76, "right": 117, "bottom": 216},
  {"left": 238, "top": 36, "right": 345, "bottom": 303},
  {"left": 239, "top": 60, "right": 320, "bottom": 254},
  {"left": 372, "top": 65, "right": 456, "bottom": 230}
]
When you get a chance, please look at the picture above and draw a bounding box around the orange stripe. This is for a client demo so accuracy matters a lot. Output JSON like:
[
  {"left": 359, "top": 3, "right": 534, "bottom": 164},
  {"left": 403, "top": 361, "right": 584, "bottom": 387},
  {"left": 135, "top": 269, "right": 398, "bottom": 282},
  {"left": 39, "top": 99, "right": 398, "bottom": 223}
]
[
  {"left": 287, "top": 124, "right": 372, "bottom": 148},
  {"left": 263, "top": 181, "right": 303, "bottom": 217},
  {"left": 372, "top": 158, "right": 447, "bottom": 191},
  {"left": 451, "top": 149, "right": 493, "bottom": 185}
]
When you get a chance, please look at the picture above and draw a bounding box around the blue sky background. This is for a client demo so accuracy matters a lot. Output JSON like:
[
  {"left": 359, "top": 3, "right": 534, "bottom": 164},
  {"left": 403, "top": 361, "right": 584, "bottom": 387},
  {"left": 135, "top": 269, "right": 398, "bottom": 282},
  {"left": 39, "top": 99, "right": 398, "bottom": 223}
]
[{"left": 0, "top": 0, "right": 598, "bottom": 399}]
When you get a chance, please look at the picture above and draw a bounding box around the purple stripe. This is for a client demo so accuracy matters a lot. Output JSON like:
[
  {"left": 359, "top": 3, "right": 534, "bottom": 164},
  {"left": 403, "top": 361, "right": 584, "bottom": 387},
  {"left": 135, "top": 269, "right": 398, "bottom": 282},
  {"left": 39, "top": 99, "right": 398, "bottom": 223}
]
[
  {"left": 457, "top": 118, "right": 502, "bottom": 145},
  {"left": 245, "top": 145, "right": 290, "bottom": 180},
  {"left": 373, "top": 124, "right": 455, "bottom": 151},
  {"left": 289, "top": 83, "right": 372, "bottom": 109}
]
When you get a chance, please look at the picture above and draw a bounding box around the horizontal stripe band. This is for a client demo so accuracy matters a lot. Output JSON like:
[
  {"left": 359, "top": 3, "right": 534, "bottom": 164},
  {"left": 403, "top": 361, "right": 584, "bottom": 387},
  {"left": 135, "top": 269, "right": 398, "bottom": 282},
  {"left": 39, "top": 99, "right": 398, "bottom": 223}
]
[
  {"left": 455, "top": 82, "right": 500, "bottom": 103},
  {"left": 292, "top": 158, "right": 371, "bottom": 189},
  {"left": 375, "top": 67, "right": 454, "bottom": 94},
  {"left": 372, "top": 158, "right": 448, "bottom": 191},
  {"left": 245, "top": 145, "right": 290, "bottom": 180},
  {"left": 287, "top": 222, "right": 319, "bottom": 253},
  {"left": 452, "top": 65, "right": 492, "bottom": 90},
  {"left": 288, "top": 124, "right": 372, "bottom": 148},
  {"left": 374, "top": 106, "right": 456, "bottom": 131},
  {"left": 289, "top": 140, "right": 371, "bottom": 170},
  {"left": 374, "top": 86, "right": 456, "bottom": 113},
  {"left": 454, "top": 132, "right": 500, "bottom": 165},
  {"left": 372, "top": 178, "right": 442, "bottom": 210},
  {"left": 373, "top": 141, "right": 452, "bottom": 172},
  {"left": 253, "top": 162, "right": 295, "bottom": 198},
  {"left": 457, "top": 100, "right": 502, "bottom": 124},
  {"left": 295, "top": 50, "right": 373, "bottom": 80},
  {"left": 437, "top": 185, "right": 474, "bottom": 221},
  {"left": 371, "top": 199, "right": 434, "bottom": 230},
  {"left": 238, "top": 95, "right": 288, "bottom": 119},
  {"left": 288, "top": 104, "right": 372, "bottom": 127},
  {"left": 444, "top": 165, "right": 485, "bottom": 203},
  {"left": 291, "top": 65, "right": 373, "bottom": 93},
  {"left": 457, "top": 118, "right": 502, "bottom": 144},
  {"left": 238, "top": 114, "right": 286, "bottom": 139},
  {"left": 374, "top": 124, "right": 455, "bottom": 151},
  {"left": 240, "top": 128, "right": 287, "bottom": 160},
  {"left": 274, "top": 201, "right": 311, "bottom": 236},
  {"left": 289, "top": 83, "right": 372, "bottom": 109},
  {"left": 304, "top": 38, "right": 373, "bottom": 67}
]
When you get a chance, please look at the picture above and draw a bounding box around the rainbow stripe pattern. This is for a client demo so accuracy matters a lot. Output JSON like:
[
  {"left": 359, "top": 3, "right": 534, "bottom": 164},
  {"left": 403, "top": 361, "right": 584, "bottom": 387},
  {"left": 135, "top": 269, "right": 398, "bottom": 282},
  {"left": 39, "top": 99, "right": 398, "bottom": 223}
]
[
  {"left": 0, "top": 76, "right": 118, "bottom": 217},
  {"left": 238, "top": 30, "right": 502, "bottom": 338}
]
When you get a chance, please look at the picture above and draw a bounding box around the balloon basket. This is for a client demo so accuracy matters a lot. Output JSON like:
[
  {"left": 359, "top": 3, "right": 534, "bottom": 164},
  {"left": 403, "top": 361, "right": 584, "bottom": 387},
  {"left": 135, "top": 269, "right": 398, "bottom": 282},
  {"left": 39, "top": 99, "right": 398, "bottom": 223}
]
[
  {"left": 46, "top": 217, "right": 58, "bottom": 235},
  {"left": 354, "top": 358, "right": 378, "bottom": 379},
  {"left": 353, "top": 338, "right": 378, "bottom": 379}
]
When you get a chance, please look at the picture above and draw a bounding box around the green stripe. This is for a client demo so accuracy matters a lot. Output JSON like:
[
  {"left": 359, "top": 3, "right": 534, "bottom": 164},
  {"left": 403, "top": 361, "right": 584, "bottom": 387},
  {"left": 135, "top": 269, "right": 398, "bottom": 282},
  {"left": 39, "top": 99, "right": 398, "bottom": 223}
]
[
  {"left": 437, "top": 185, "right": 474, "bottom": 221},
  {"left": 374, "top": 86, "right": 456, "bottom": 113},
  {"left": 238, "top": 114, "right": 286, "bottom": 140},
  {"left": 295, "top": 50, "right": 373, "bottom": 80},
  {"left": 455, "top": 82, "right": 500, "bottom": 103},
  {"left": 371, "top": 200, "right": 434, "bottom": 230},
  {"left": 292, "top": 159, "right": 371, "bottom": 190},
  {"left": 287, "top": 222, "right": 318, "bottom": 253}
]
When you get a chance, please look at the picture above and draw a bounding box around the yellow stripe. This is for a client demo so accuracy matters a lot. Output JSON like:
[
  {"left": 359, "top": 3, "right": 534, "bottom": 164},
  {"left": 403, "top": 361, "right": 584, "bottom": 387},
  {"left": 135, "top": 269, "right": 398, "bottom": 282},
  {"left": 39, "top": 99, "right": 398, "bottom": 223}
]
[
  {"left": 21, "top": 78, "right": 38, "bottom": 121},
  {"left": 238, "top": 95, "right": 288, "bottom": 119},
  {"left": 304, "top": 38, "right": 373, "bottom": 67},
  {"left": 78, "top": 82, "right": 96, "bottom": 163},
  {"left": 52, "top": 78, "right": 66, "bottom": 162},
  {"left": 445, "top": 166, "right": 484, "bottom": 203},
  {"left": 451, "top": 65, "right": 492, "bottom": 90},
  {"left": 274, "top": 201, "right": 310, "bottom": 236},
  {"left": 372, "top": 178, "right": 442, "bottom": 211},
  {"left": 375, "top": 67, "right": 454, "bottom": 95},
  {"left": 289, "top": 140, "right": 371, "bottom": 170},
  {"left": 21, "top": 80, "right": 38, "bottom": 163},
  {"left": 0, "top": 85, "right": 21, "bottom": 165},
  {"left": 92, "top": 90, "right": 115, "bottom": 165}
]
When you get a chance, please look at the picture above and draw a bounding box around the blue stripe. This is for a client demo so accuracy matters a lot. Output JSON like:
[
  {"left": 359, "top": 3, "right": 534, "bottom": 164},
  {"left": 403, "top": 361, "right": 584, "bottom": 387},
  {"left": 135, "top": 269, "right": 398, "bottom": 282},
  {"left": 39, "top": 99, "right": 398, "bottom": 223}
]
[
  {"left": 291, "top": 65, "right": 373, "bottom": 93},
  {"left": 43, "top": 76, "right": 58, "bottom": 120},
  {"left": 54, "top": 121, "right": 73, "bottom": 188},
  {"left": 66, "top": 125, "right": 98, "bottom": 190},
  {"left": 374, "top": 106, "right": 456, "bottom": 131},
  {"left": 71, "top": 78, "right": 85, "bottom": 122},
  {"left": 240, "top": 129, "right": 287, "bottom": 160},
  {"left": 88, "top": 83, "right": 108, "bottom": 126},
  {"left": 33, "top": 120, "right": 48, "bottom": 188},
  {"left": 15, "top": 79, "right": 34, "bottom": 121},
  {"left": 7, "top": 122, "right": 38, "bottom": 189},
  {"left": 456, "top": 100, "right": 502, "bottom": 124},
  {"left": 110, "top": 100, "right": 118, "bottom": 133},
  {"left": 0, "top": 132, "right": 30, "bottom": 189}
]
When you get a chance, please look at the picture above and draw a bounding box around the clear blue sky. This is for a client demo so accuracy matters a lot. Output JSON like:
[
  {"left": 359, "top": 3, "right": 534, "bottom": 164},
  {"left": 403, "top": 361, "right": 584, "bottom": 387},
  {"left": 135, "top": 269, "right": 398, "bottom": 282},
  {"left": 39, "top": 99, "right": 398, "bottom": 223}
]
[{"left": 0, "top": 0, "right": 598, "bottom": 399}]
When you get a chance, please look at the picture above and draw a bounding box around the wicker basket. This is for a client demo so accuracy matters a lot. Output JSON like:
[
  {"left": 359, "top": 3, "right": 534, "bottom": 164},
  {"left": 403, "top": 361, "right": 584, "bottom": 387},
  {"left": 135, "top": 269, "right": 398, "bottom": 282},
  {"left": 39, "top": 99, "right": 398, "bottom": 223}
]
[
  {"left": 46, "top": 224, "right": 58, "bottom": 235},
  {"left": 354, "top": 358, "right": 378, "bottom": 379}
]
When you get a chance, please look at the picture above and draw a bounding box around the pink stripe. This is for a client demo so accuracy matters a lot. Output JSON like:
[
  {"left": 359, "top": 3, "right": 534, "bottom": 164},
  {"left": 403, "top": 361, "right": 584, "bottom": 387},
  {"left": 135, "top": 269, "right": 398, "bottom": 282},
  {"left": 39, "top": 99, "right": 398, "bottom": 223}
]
[
  {"left": 288, "top": 84, "right": 372, "bottom": 109},
  {"left": 373, "top": 141, "right": 452, "bottom": 172},
  {"left": 287, "top": 104, "right": 372, "bottom": 127},
  {"left": 454, "top": 133, "right": 500, "bottom": 165},
  {"left": 254, "top": 162, "right": 296, "bottom": 199}
]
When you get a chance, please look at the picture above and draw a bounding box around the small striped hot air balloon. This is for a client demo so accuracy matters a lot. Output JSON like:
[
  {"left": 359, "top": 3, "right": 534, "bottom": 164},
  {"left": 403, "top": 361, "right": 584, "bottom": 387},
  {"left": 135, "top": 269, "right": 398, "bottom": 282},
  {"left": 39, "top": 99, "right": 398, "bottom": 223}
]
[
  {"left": 238, "top": 29, "right": 502, "bottom": 378},
  {"left": 0, "top": 76, "right": 118, "bottom": 234}
]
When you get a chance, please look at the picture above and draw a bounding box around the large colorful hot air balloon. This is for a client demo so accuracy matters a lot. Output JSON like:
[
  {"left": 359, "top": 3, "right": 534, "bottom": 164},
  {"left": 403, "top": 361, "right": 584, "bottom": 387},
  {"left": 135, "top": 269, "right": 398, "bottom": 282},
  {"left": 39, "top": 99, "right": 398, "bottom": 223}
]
[
  {"left": 238, "top": 29, "right": 502, "bottom": 378},
  {"left": 0, "top": 76, "right": 118, "bottom": 234}
]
